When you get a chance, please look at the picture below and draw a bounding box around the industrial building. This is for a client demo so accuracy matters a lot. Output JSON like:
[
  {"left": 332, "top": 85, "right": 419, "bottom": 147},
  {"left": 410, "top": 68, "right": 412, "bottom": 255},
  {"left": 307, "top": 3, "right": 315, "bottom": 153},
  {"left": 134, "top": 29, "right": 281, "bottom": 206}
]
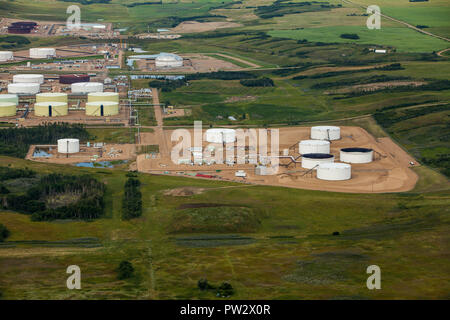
[
  {"left": 85, "top": 101, "right": 119, "bottom": 116},
  {"left": 71, "top": 82, "right": 104, "bottom": 94},
  {"left": 317, "top": 163, "right": 351, "bottom": 181},
  {"left": 8, "top": 21, "right": 37, "bottom": 34},
  {"left": 155, "top": 53, "right": 183, "bottom": 68},
  {"left": 340, "top": 148, "right": 373, "bottom": 164},
  {"left": 299, "top": 140, "right": 330, "bottom": 155},
  {"left": 29, "top": 48, "right": 56, "bottom": 59},
  {"left": 59, "top": 74, "right": 90, "bottom": 84},
  {"left": 34, "top": 102, "right": 68, "bottom": 117},
  {"left": 311, "top": 126, "right": 341, "bottom": 141},
  {"left": 8, "top": 83, "right": 40, "bottom": 95},
  {"left": 302, "top": 153, "right": 335, "bottom": 169},
  {"left": 57, "top": 139, "right": 80, "bottom": 154},
  {"left": 0, "top": 51, "right": 14, "bottom": 62}
]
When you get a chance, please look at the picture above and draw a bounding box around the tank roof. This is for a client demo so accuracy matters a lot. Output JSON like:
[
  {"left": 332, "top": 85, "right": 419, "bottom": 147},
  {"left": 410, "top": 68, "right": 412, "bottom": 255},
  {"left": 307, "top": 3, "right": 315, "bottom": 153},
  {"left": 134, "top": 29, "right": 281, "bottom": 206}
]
[
  {"left": 302, "top": 153, "right": 334, "bottom": 159},
  {"left": 341, "top": 147, "right": 373, "bottom": 153}
]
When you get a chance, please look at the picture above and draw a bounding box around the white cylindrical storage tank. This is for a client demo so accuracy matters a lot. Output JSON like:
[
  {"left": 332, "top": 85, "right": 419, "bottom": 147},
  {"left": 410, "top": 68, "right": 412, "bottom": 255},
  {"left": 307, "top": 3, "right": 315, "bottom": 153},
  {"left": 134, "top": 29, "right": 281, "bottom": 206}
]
[
  {"left": 0, "top": 102, "right": 17, "bottom": 117},
  {"left": 36, "top": 93, "right": 68, "bottom": 103},
  {"left": 34, "top": 102, "right": 68, "bottom": 117},
  {"left": 0, "top": 51, "right": 14, "bottom": 62},
  {"left": 299, "top": 140, "right": 330, "bottom": 155},
  {"left": 302, "top": 153, "right": 334, "bottom": 169},
  {"left": 317, "top": 163, "right": 351, "bottom": 181},
  {"left": 57, "top": 139, "right": 80, "bottom": 154},
  {"left": 87, "top": 92, "right": 119, "bottom": 103},
  {"left": 8, "top": 83, "right": 40, "bottom": 95},
  {"left": 85, "top": 101, "right": 119, "bottom": 116},
  {"left": 29, "top": 48, "right": 56, "bottom": 59},
  {"left": 0, "top": 94, "right": 19, "bottom": 106},
  {"left": 311, "top": 126, "right": 341, "bottom": 141},
  {"left": 340, "top": 148, "right": 373, "bottom": 164},
  {"left": 155, "top": 53, "right": 183, "bottom": 68},
  {"left": 205, "top": 128, "right": 236, "bottom": 144},
  {"left": 71, "top": 82, "right": 104, "bottom": 94},
  {"left": 13, "top": 74, "right": 44, "bottom": 84}
]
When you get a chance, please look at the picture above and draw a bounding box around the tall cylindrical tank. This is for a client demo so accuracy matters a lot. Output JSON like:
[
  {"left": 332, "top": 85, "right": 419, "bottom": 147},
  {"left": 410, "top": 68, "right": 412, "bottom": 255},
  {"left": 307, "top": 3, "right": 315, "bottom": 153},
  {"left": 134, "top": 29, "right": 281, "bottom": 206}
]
[
  {"left": 311, "top": 126, "right": 341, "bottom": 141},
  {"left": 340, "top": 148, "right": 373, "bottom": 164},
  {"left": 59, "top": 74, "right": 90, "bottom": 84},
  {"left": 302, "top": 153, "right": 334, "bottom": 169},
  {"left": 13, "top": 74, "right": 44, "bottom": 84},
  {"left": 299, "top": 140, "right": 330, "bottom": 155},
  {"left": 205, "top": 128, "right": 236, "bottom": 144},
  {"left": 8, "top": 83, "right": 40, "bottom": 95},
  {"left": 0, "top": 94, "right": 19, "bottom": 106},
  {"left": 0, "top": 102, "right": 16, "bottom": 117},
  {"left": 34, "top": 102, "right": 68, "bottom": 117},
  {"left": 57, "top": 139, "right": 80, "bottom": 154},
  {"left": 71, "top": 82, "right": 104, "bottom": 94},
  {"left": 317, "top": 163, "right": 351, "bottom": 181},
  {"left": 88, "top": 92, "right": 119, "bottom": 103},
  {"left": 36, "top": 93, "right": 68, "bottom": 103},
  {"left": 29, "top": 48, "right": 56, "bottom": 59},
  {"left": 0, "top": 51, "right": 14, "bottom": 62},
  {"left": 85, "top": 101, "right": 119, "bottom": 116}
]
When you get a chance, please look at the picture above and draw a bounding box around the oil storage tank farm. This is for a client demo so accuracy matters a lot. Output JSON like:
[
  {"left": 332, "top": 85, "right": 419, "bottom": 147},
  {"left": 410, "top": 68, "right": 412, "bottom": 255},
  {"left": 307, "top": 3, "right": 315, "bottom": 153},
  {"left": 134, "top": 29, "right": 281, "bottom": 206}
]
[
  {"left": 13, "top": 74, "right": 44, "bottom": 84},
  {"left": 8, "top": 83, "right": 40, "bottom": 95},
  {"left": 34, "top": 102, "right": 68, "bottom": 117},
  {"left": 340, "top": 148, "right": 373, "bottom": 164},
  {"left": 58, "top": 139, "right": 80, "bottom": 154},
  {"left": 85, "top": 101, "right": 119, "bottom": 116},
  {"left": 88, "top": 92, "right": 119, "bottom": 103},
  {"left": 205, "top": 128, "right": 236, "bottom": 144},
  {"left": 302, "top": 153, "right": 334, "bottom": 169},
  {"left": 0, "top": 94, "right": 19, "bottom": 105},
  {"left": 311, "top": 126, "right": 341, "bottom": 141},
  {"left": 36, "top": 93, "right": 68, "bottom": 103},
  {"left": 0, "top": 51, "right": 14, "bottom": 62},
  {"left": 29, "top": 48, "right": 56, "bottom": 59},
  {"left": 317, "top": 163, "right": 351, "bottom": 181},
  {"left": 299, "top": 140, "right": 330, "bottom": 155},
  {"left": 71, "top": 82, "right": 104, "bottom": 94},
  {"left": 0, "top": 102, "right": 17, "bottom": 117}
]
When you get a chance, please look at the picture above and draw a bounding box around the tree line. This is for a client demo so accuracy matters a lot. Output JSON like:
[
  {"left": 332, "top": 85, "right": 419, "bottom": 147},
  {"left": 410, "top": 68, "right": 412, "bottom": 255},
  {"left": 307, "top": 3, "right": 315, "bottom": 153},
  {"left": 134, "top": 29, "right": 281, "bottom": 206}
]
[{"left": 122, "top": 176, "right": 142, "bottom": 220}]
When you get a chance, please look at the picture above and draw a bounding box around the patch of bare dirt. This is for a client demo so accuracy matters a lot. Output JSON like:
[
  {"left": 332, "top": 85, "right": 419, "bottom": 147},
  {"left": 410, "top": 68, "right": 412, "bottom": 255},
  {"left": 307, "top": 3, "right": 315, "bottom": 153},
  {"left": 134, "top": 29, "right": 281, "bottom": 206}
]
[
  {"left": 225, "top": 95, "right": 257, "bottom": 103},
  {"left": 163, "top": 187, "right": 205, "bottom": 197},
  {"left": 171, "top": 21, "right": 242, "bottom": 33},
  {"left": 329, "top": 81, "right": 426, "bottom": 94}
]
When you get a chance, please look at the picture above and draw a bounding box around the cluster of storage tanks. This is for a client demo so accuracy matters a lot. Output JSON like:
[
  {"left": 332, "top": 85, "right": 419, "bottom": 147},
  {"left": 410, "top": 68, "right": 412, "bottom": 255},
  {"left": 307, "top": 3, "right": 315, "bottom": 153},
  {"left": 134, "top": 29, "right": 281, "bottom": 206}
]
[
  {"left": 0, "top": 51, "right": 14, "bottom": 62},
  {"left": 7, "top": 74, "right": 44, "bottom": 95},
  {"left": 299, "top": 126, "right": 374, "bottom": 181}
]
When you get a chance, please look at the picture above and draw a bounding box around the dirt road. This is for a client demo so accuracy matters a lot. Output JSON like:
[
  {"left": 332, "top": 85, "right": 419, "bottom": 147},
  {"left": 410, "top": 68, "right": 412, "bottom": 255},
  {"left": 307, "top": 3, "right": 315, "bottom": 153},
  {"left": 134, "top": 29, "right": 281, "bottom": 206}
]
[{"left": 151, "top": 88, "right": 169, "bottom": 157}]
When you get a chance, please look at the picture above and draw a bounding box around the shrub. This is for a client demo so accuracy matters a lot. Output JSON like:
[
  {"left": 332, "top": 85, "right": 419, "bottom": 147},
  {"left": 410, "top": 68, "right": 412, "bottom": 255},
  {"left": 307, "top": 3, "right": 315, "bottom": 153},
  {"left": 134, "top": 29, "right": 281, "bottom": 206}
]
[
  {"left": 117, "top": 261, "right": 134, "bottom": 280},
  {"left": 198, "top": 278, "right": 214, "bottom": 291},
  {"left": 217, "top": 282, "right": 234, "bottom": 297},
  {"left": 340, "top": 33, "right": 360, "bottom": 40},
  {"left": 0, "top": 224, "right": 10, "bottom": 242}
]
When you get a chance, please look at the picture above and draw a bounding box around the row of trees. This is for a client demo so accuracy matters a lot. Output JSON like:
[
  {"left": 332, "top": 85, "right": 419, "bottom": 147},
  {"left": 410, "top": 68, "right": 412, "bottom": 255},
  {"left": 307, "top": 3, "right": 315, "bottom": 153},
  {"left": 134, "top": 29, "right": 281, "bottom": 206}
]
[
  {"left": 122, "top": 176, "right": 142, "bottom": 220},
  {"left": 240, "top": 77, "right": 274, "bottom": 87}
]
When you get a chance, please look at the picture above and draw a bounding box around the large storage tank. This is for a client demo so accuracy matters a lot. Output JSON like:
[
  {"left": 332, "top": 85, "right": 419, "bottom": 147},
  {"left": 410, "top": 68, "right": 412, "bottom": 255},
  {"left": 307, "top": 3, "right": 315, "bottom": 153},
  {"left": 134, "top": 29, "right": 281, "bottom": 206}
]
[
  {"left": 59, "top": 74, "right": 90, "bottom": 84},
  {"left": 71, "top": 82, "right": 104, "bottom": 94},
  {"left": 311, "top": 126, "right": 341, "bottom": 141},
  {"left": 29, "top": 48, "right": 56, "bottom": 59},
  {"left": 36, "top": 93, "right": 68, "bottom": 103},
  {"left": 34, "top": 102, "right": 68, "bottom": 117},
  {"left": 8, "top": 83, "right": 40, "bottom": 95},
  {"left": 0, "top": 94, "right": 19, "bottom": 106},
  {"left": 0, "top": 51, "right": 14, "bottom": 62},
  {"left": 85, "top": 101, "right": 119, "bottom": 116},
  {"left": 155, "top": 53, "right": 183, "bottom": 68},
  {"left": 0, "top": 102, "right": 17, "bottom": 117},
  {"left": 299, "top": 140, "right": 330, "bottom": 155},
  {"left": 88, "top": 92, "right": 119, "bottom": 103},
  {"left": 302, "top": 153, "right": 334, "bottom": 169},
  {"left": 57, "top": 139, "right": 80, "bottom": 154},
  {"left": 205, "top": 128, "right": 236, "bottom": 144},
  {"left": 13, "top": 74, "right": 44, "bottom": 84},
  {"left": 317, "top": 163, "right": 351, "bottom": 181},
  {"left": 340, "top": 148, "right": 373, "bottom": 164}
]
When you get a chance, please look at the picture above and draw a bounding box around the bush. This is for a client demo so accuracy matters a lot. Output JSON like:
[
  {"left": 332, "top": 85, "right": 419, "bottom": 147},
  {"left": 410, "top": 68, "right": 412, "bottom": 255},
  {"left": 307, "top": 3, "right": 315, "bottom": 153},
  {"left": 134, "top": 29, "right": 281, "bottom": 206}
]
[
  {"left": 340, "top": 33, "right": 360, "bottom": 40},
  {"left": 0, "top": 224, "right": 10, "bottom": 242},
  {"left": 217, "top": 282, "right": 234, "bottom": 297},
  {"left": 117, "top": 261, "right": 134, "bottom": 280},
  {"left": 240, "top": 77, "right": 274, "bottom": 87}
]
